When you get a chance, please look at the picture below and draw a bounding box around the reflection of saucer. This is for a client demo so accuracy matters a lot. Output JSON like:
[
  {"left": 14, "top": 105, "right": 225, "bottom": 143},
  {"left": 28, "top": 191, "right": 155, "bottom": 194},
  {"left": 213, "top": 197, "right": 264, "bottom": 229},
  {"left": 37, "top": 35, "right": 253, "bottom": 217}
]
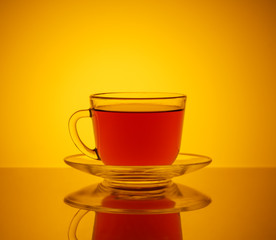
[
  {"left": 64, "top": 182, "right": 211, "bottom": 214},
  {"left": 64, "top": 153, "right": 211, "bottom": 189}
]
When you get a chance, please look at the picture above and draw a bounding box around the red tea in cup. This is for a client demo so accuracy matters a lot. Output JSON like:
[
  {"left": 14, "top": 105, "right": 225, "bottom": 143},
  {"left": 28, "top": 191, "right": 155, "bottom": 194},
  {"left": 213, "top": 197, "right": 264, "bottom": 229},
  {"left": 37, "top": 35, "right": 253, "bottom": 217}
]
[{"left": 92, "top": 104, "right": 184, "bottom": 165}]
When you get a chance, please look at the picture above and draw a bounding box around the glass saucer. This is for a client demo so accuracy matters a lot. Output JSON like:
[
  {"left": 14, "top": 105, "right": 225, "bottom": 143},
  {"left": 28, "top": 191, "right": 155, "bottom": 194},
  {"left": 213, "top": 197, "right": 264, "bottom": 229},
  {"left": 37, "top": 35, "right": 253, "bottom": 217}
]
[
  {"left": 64, "top": 153, "right": 211, "bottom": 189},
  {"left": 64, "top": 182, "right": 211, "bottom": 214}
]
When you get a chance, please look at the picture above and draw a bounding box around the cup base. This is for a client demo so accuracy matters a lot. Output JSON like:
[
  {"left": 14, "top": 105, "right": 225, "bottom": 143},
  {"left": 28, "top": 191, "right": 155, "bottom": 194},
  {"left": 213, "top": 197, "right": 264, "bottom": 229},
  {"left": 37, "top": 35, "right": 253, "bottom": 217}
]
[{"left": 102, "top": 178, "right": 172, "bottom": 191}]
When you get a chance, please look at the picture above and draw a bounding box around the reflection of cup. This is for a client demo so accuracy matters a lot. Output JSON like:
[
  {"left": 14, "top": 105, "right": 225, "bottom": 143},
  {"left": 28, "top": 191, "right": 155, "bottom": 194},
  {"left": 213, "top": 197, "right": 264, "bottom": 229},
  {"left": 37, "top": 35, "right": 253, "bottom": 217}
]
[
  {"left": 66, "top": 182, "right": 211, "bottom": 240},
  {"left": 93, "top": 196, "right": 182, "bottom": 240},
  {"left": 93, "top": 213, "right": 182, "bottom": 240},
  {"left": 69, "top": 92, "right": 186, "bottom": 166}
]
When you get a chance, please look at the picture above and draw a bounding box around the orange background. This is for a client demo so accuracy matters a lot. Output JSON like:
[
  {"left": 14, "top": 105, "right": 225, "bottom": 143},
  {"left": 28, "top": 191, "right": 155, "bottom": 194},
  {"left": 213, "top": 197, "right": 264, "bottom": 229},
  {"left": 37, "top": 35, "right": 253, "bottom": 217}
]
[{"left": 0, "top": 0, "right": 275, "bottom": 167}]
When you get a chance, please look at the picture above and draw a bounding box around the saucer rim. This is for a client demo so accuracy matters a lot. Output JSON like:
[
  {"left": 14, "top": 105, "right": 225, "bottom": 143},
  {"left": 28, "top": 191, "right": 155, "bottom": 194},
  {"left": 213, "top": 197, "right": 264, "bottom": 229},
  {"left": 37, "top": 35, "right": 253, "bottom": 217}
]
[{"left": 64, "top": 152, "right": 212, "bottom": 169}]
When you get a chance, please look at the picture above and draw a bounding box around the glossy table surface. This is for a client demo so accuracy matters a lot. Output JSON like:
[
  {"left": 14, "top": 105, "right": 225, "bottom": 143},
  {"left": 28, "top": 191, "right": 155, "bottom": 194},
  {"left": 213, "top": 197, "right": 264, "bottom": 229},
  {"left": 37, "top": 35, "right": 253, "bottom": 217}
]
[{"left": 0, "top": 167, "right": 275, "bottom": 239}]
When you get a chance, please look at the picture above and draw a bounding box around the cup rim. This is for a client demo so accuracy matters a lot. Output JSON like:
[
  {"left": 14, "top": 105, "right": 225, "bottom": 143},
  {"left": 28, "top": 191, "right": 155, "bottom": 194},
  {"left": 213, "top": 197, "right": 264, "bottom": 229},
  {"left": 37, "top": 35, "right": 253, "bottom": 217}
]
[{"left": 90, "top": 92, "right": 187, "bottom": 100}]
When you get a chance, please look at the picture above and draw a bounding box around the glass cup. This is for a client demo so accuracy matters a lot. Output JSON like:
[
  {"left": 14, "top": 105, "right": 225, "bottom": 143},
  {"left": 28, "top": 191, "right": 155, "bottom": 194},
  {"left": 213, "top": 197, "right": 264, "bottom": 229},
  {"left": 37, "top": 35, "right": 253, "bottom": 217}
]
[{"left": 69, "top": 92, "right": 186, "bottom": 166}]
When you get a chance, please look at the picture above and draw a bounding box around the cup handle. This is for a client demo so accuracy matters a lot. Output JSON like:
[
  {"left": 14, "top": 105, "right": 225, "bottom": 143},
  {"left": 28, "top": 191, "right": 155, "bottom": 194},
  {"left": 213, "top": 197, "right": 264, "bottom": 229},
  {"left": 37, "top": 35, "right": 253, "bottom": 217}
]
[
  {"left": 69, "top": 109, "right": 100, "bottom": 160},
  {"left": 68, "top": 209, "right": 89, "bottom": 240}
]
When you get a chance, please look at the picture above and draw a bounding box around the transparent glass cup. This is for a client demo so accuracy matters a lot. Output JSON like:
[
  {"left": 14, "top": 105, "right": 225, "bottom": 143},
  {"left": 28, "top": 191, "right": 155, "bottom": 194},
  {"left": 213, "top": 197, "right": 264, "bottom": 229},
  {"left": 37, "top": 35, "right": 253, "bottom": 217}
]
[{"left": 69, "top": 92, "right": 187, "bottom": 166}]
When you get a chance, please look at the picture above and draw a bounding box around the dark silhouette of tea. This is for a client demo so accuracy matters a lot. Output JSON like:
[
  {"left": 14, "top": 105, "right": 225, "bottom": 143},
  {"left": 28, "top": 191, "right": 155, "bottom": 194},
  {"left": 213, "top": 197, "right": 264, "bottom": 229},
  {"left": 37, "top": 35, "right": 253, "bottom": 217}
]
[{"left": 92, "top": 104, "right": 184, "bottom": 165}]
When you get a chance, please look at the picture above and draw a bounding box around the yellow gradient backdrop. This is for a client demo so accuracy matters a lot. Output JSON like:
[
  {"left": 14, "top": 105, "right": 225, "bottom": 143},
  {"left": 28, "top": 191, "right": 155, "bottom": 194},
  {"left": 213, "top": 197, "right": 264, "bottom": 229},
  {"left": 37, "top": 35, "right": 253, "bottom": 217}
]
[{"left": 0, "top": 0, "right": 275, "bottom": 167}]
